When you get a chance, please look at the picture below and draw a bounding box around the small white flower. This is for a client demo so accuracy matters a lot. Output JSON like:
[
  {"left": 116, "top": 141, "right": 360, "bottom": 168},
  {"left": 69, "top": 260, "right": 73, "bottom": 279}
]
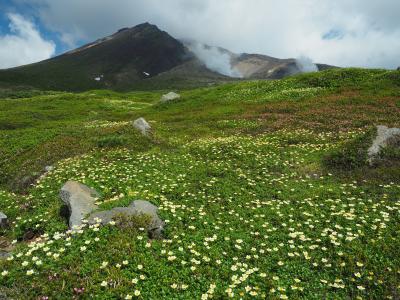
[{"left": 100, "top": 281, "right": 108, "bottom": 287}]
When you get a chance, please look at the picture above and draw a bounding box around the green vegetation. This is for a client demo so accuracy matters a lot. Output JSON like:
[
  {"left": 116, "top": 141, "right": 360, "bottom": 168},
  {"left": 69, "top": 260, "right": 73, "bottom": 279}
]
[{"left": 0, "top": 68, "right": 400, "bottom": 299}]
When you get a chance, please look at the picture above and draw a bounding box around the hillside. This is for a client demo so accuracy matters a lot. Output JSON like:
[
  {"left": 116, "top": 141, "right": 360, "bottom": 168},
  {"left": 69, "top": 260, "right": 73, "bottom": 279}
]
[
  {"left": 0, "top": 23, "right": 334, "bottom": 92},
  {"left": 0, "top": 68, "right": 400, "bottom": 299}
]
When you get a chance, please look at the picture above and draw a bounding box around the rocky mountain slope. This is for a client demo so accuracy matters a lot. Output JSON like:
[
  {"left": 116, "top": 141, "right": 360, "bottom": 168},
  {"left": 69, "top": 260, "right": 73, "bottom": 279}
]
[{"left": 0, "top": 23, "right": 335, "bottom": 91}]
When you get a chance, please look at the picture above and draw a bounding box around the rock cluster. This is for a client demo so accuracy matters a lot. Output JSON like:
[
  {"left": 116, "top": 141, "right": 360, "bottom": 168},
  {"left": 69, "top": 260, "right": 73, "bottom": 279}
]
[{"left": 60, "top": 181, "right": 164, "bottom": 238}]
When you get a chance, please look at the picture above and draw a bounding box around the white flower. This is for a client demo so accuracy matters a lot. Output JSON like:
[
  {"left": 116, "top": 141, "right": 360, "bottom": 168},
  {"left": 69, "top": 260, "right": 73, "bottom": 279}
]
[
  {"left": 1, "top": 270, "right": 8, "bottom": 276},
  {"left": 125, "top": 295, "right": 132, "bottom": 300},
  {"left": 134, "top": 290, "right": 140, "bottom": 296},
  {"left": 26, "top": 269, "right": 34, "bottom": 276},
  {"left": 100, "top": 281, "right": 108, "bottom": 287},
  {"left": 22, "top": 261, "right": 29, "bottom": 267}
]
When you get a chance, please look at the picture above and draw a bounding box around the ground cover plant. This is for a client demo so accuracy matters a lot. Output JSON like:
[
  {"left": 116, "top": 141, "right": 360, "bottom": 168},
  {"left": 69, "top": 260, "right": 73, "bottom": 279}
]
[{"left": 0, "top": 68, "right": 400, "bottom": 299}]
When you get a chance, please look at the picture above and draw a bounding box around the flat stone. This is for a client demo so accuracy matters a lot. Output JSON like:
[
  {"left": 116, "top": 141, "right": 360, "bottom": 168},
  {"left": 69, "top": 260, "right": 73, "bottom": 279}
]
[
  {"left": 60, "top": 181, "right": 99, "bottom": 229},
  {"left": 88, "top": 200, "right": 164, "bottom": 238},
  {"left": 132, "top": 117, "right": 151, "bottom": 136}
]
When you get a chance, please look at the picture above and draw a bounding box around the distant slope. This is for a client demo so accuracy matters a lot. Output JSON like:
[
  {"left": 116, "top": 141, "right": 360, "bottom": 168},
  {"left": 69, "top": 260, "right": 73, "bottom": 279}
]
[
  {"left": 0, "top": 23, "right": 195, "bottom": 91},
  {"left": 0, "top": 23, "right": 336, "bottom": 91}
]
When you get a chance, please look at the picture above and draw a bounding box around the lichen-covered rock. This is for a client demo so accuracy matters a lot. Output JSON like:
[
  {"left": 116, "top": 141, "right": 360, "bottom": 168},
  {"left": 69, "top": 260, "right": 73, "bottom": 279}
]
[
  {"left": 132, "top": 117, "right": 151, "bottom": 136},
  {"left": 88, "top": 200, "right": 164, "bottom": 238},
  {"left": 160, "top": 92, "right": 180, "bottom": 102},
  {"left": 60, "top": 181, "right": 99, "bottom": 229},
  {"left": 368, "top": 125, "right": 400, "bottom": 165}
]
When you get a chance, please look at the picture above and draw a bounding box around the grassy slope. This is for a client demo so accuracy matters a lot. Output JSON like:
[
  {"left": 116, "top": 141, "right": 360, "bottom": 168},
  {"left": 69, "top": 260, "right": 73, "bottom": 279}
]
[{"left": 0, "top": 68, "right": 400, "bottom": 299}]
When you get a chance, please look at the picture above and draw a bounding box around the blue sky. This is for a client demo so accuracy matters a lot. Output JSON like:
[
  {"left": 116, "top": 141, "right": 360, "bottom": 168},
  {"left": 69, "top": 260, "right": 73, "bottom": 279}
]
[
  {"left": 1, "top": 0, "right": 400, "bottom": 69},
  {"left": 0, "top": 1, "right": 69, "bottom": 55}
]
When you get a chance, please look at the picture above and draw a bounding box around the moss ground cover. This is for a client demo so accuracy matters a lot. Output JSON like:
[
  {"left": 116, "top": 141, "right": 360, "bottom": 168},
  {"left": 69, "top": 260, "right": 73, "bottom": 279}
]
[{"left": 0, "top": 68, "right": 400, "bottom": 299}]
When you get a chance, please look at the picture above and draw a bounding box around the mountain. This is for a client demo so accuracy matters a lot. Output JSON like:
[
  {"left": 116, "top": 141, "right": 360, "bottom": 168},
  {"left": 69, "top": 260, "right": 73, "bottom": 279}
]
[{"left": 0, "top": 23, "right": 335, "bottom": 91}]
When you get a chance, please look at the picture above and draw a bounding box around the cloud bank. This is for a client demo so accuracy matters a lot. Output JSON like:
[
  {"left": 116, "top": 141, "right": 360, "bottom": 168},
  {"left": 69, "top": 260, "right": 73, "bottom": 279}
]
[
  {"left": 0, "top": 13, "right": 55, "bottom": 69},
  {"left": 4, "top": 0, "right": 400, "bottom": 69}
]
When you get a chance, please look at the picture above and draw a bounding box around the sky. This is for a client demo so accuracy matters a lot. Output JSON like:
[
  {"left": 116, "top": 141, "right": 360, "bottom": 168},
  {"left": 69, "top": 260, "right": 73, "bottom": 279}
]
[{"left": 0, "top": 0, "right": 400, "bottom": 69}]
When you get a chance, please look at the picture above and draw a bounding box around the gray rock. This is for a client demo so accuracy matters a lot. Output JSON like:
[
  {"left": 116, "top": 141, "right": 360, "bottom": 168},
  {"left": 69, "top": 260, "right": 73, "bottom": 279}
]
[
  {"left": 0, "top": 250, "right": 11, "bottom": 260},
  {"left": 0, "top": 212, "right": 7, "bottom": 228},
  {"left": 88, "top": 200, "right": 164, "bottom": 238},
  {"left": 160, "top": 92, "right": 180, "bottom": 102},
  {"left": 60, "top": 181, "right": 99, "bottom": 229},
  {"left": 368, "top": 125, "right": 400, "bottom": 165},
  {"left": 132, "top": 117, "right": 151, "bottom": 136},
  {"left": 45, "top": 165, "right": 54, "bottom": 172}
]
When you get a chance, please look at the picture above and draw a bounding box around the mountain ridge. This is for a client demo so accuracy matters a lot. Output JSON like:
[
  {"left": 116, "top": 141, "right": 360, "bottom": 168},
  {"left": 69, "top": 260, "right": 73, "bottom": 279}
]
[{"left": 0, "top": 22, "right": 335, "bottom": 91}]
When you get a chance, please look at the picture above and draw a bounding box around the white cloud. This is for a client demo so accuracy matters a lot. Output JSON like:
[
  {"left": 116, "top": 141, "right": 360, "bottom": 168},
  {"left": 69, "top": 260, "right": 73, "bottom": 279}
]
[
  {"left": 9, "top": 0, "right": 400, "bottom": 69},
  {"left": 0, "top": 13, "right": 55, "bottom": 69}
]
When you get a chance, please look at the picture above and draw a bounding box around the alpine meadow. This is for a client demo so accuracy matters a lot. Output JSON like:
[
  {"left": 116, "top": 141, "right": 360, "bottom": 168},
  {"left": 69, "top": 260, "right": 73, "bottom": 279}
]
[{"left": 0, "top": 3, "right": 400, "bottom": 300}]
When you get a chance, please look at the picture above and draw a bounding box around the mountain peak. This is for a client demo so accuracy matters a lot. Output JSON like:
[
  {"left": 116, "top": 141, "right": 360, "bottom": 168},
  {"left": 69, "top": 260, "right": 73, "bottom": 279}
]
[{"left": 114, "top": 22, "right": 160, "bottom": 35}]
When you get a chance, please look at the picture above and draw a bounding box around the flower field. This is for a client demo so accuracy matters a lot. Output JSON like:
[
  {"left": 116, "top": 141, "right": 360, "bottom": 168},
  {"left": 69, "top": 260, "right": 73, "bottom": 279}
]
[{"left": 0, "top": 68, "right": 400, "bottom": 299}]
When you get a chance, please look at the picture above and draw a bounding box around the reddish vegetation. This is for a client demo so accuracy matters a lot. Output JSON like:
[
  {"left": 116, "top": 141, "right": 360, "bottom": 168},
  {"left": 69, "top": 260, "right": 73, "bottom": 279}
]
[{"left": 243, "top": 90, "right": 400, "bottom": 132}]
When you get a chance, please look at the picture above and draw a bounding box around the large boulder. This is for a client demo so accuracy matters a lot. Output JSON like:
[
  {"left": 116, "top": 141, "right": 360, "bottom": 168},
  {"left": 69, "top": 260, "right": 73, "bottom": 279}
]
[
  {"left": 133, "top": 117, "right": 151, "bottom": 136},
  {"left": 160, "top": 92, "right": 180, "bottom": 102},
  {"left": 88, "top": 200, "right": 164, "bottom": 238},
  {"left": 0, "top": 212, "right": 7, "bottom": 228},
  {"left": 368, "top": 125, "right": 400, "bottom": 165},
  {"left": 60, "top": 181, "right": 99, "bottom": 229}
]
